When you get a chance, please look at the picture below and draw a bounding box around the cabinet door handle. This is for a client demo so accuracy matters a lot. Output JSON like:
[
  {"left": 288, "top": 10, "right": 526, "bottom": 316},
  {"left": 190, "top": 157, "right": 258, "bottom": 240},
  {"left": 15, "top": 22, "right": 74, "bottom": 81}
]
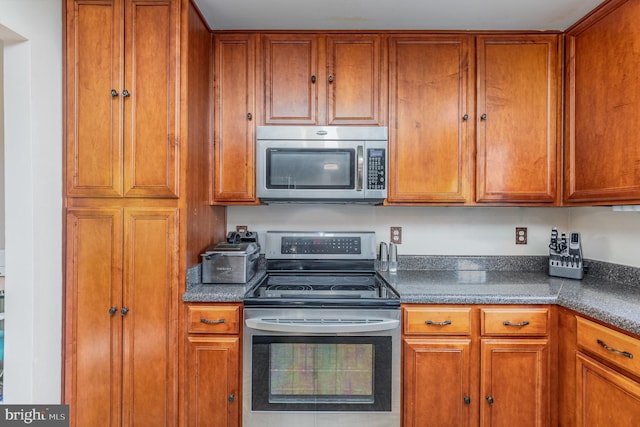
[
  {"left": 111, "top": 89, "right": 119, "bottom": 97},
  {"left": 228, "top": 393, "right": 235, "bottom": 403},
  {"left": 503, "top": 320, "right": 529, "bottom": 327},
  {"left": 597, "top": 339, "right": 634, "bottom": 359},
  {"left": 200, "top": 318, "right": 226, "bottom": 325},
  {"left": 425, "top": 319, "right": 452, "bottom": 326},
  {"left": 122, "top": 89, "right": 131, "bottom": 98},
  {"left": 462, "top": 114, "right": 469, "bottom": 121},
  {"left": 328, "top": 75, "right": 334, "bottom": 83},
  {"left": 121, "top": 307, "right": 129, "bottom": 316},
  {"left": 486, "top": 395, "right": 494, "bottom": 405},
  {"left": 464, "top": 396, "right": 471, "bottom": 405},
  {"left": 311, "top": 75, "right": 316, "bottom": 83},
  {"left": 247, "top": 112, "right": 253, "bottom": 120},
  {"left": 109, "top": 307, "right": 118, "bottom": 316},
  {"left": 480, "top": 113, "right": 487, "bottom": 120}
]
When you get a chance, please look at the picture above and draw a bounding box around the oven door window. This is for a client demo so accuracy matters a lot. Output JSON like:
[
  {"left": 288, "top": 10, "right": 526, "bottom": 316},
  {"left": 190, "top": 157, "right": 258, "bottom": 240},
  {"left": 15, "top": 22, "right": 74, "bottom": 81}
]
[
  {"left": 265, "top": 148, "right": 355, "bottom": 189},
  {"left": 252, "top": 336, "right": 392, "bottom": 412}
]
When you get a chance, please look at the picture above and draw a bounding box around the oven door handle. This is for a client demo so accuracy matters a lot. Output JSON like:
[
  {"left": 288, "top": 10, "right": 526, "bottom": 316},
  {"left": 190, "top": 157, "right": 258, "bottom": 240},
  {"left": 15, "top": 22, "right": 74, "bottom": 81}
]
[{"left": 245, "top": 317, "right": 400, "bottom": 334}]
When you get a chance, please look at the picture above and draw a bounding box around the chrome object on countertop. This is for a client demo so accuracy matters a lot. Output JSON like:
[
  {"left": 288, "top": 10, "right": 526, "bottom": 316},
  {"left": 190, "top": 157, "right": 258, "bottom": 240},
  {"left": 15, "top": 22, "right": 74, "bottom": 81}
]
[{"left": 201, "top": 232, "right": 260, "bottom": 284}]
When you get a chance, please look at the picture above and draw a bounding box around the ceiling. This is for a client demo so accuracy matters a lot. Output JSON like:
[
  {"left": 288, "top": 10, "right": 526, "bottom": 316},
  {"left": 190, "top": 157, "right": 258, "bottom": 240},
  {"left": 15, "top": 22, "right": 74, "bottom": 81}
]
[{"left": 193, "top": 0, "right": 605, "bottom": 31}]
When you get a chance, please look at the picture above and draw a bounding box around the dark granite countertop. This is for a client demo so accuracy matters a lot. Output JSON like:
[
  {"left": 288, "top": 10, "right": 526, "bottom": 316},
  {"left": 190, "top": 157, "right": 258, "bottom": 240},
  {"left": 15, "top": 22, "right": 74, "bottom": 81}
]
[{"left": 182, "top": 257, "right": 640, "bottom": 336}]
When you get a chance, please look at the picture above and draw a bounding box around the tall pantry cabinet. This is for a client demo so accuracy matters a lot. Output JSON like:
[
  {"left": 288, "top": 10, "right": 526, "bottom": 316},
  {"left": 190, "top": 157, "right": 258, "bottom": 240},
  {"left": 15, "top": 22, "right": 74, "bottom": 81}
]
[{"left": 63, "top": 1, "right": 222, "bottom": 426}]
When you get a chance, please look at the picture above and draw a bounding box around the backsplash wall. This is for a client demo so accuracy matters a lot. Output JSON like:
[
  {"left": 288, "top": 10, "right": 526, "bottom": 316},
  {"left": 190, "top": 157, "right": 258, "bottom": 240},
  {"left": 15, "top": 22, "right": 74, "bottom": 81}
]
[
  {"left": 227, "top": 205, "right": 568, "bottom": 255},
  {"left": 227, "top": 205, "right": 640, "bottom": 268}
]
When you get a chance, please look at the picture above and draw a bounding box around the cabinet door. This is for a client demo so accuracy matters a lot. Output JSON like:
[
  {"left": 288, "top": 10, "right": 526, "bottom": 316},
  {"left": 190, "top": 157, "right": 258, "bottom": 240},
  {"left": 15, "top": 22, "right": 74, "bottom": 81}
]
[
  {"left": 480, "top": 339, "right": 549, "bottom": 427},
  {"left": 565, "top": 0, "right": 640, "bottom": 203},
  {"left": 576, "top": 352, "right": 640, "bottom": 426},
  {"left": 476, "top": 35, "right": 560, "bottom": 204},
  {"left": 187, "top": 336, "right": 240, "bottom": 427},
  {"left": 388, "top": 35, "right": 472, "bottom": 203},
  {"left": 123, "top": 0, "right": 179, "bottom": 197},
  {"left": 403, "top": 338, "right": 473, "bottom": 427},
  {"left": 326, "top": 35, "right": 383, "bottom": 125},
  {"left": 212, "top": 34, "right": 257, "bottom": 203},
  {"left": 65, "top": 208, "right": 124, "bottom": 427},
  {"left": 263, "top": 34, "right": 321, "bottom": 124},
  {"left": 121, "top": 208, "right": 179, "bottom": 426},
  {"left": 65, "top": 0, "right": 123, "bottom": 197}
]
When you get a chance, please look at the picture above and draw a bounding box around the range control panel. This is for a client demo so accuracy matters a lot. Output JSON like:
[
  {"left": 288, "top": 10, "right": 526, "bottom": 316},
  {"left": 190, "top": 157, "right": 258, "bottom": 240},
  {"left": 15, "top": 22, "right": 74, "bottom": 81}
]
[
  {"left": 281, "top": 236, "right": 361, "bottom": 255},
  {"left": 265, "top": 231, "right": 377, "bottom": 260}
]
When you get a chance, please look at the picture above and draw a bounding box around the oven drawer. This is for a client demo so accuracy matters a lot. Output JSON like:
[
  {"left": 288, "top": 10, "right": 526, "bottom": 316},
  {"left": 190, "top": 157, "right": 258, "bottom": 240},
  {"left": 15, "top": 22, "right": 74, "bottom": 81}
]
[
  {"left": 403, "top": 306, "right": 472, "bottom": 335},
  {"left": 577, "top": 316, "right": 640, "bottom": 377},
  {"left": 188, "top": 305, "right": 241, "bottom": 334},
  {"left": 480, "top": 307, "right": 549, "bottom": 336}
]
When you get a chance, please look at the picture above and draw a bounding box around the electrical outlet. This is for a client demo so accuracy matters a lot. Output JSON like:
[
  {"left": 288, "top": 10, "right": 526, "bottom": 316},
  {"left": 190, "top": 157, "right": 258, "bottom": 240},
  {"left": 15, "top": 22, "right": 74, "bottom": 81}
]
[
  {"left": 516, "top": 227, "right": 527, "bottom": 245},
  {"left": 391, "top": 227, "right": 402, "bottom": 244}
]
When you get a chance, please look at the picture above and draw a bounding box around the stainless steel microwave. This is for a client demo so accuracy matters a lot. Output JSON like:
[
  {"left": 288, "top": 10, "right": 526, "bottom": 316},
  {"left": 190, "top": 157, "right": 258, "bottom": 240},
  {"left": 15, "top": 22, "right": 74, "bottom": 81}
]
[{"left": 256, "top": 126, "right": 388, "bottom": 204}]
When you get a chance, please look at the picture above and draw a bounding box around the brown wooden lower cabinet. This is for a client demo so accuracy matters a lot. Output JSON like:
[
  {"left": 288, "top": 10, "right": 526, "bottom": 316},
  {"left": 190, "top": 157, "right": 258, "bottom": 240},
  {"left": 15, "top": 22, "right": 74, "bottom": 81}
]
[
  {"left": 186, "top": 304, "right": 242, "bottom": 427},
  {"left": 64, "top": 207, "right": 179, "bottom": 427},
  {"left": 576, "top": 352, "right": 640, "bottom": 426},
  {"left": 403, "top": 338, "right": 474, "bottom": 427},
  {"left": 402, "top": 305, "right": 551, "bottom": 427},
  {"left": 480, "top": 339, "right": 549, "bottom": 426}
]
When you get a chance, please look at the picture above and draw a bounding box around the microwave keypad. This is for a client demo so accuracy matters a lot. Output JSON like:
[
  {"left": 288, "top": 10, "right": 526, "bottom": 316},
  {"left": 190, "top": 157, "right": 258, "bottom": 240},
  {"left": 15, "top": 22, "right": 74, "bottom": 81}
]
[{"left": 367, "top": 149, "right": 386, "bottom": 190}]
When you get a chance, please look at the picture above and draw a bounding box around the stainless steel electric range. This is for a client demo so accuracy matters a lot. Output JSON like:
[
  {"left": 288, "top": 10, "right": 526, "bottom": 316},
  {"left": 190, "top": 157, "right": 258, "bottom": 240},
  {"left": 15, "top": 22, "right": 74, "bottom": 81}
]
[{"left": 242, "top": 231, "right": 401, "bottom": 427}]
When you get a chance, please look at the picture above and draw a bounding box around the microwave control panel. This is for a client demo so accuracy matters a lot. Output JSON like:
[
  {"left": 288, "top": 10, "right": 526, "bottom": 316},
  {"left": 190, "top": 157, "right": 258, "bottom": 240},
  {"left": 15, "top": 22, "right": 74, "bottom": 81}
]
[{"left": 367, "top": 149, "right": 386, "bottom": 190}]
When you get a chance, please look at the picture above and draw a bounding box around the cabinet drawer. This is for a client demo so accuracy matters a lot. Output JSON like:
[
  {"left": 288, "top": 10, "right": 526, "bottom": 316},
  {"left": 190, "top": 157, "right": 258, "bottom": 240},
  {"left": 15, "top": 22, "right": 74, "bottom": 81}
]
[
  {"left": 403, "top": 306, "right": 472, "bottom": 335},
  {"left": 577, "top": 316, "right": 640, "bottom": 377},
  {"left": 481, "top": 307, "right": 549, "bottom": 336},
  {"left": 188, "top": 305, "right": 241, "bottom": 334}
]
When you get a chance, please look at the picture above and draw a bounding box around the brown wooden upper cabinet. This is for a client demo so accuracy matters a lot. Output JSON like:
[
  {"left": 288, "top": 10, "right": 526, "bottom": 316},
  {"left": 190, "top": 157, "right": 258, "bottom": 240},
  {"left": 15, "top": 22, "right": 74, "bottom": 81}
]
[
  {"left": 388, "top": 34, "right": 560, "bottom": 205},
  {"left": 262, "top": 34, "right": 384, "bottom": 125},
  {"left": 388, "top": 35, "right": 473, "bottom": 204},
  {"left": 212, "top": 34, "right": 258, "bottom": 203},
  {"left": 476, "top": 35, "right": 561, "bottom": 204},
  {"left": 65, "top": 0, "right": 179, "bottom": 198},
  {"left": 565, "top": 0, "right": 640, "bottom": 204}
]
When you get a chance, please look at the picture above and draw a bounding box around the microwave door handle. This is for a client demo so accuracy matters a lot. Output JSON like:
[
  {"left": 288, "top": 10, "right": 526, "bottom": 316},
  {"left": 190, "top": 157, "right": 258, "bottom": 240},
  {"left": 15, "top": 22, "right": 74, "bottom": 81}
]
[{"left": 357, "top": 145, "right": 364, "bottom": 191}]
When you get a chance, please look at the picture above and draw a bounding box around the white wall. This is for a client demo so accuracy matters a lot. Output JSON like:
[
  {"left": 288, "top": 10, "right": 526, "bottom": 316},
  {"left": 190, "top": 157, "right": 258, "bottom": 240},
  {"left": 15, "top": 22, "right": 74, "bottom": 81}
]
[
  {"left": 228, "top": 205, "right": 640, "bottom": 267},
  {"left": 0, "top": 0, "right": 62, "bottom": 403},
  {"left": 228, "top": 206, "right": 570, "bottom": 255},
  {"left": 569, "top": 207, "right": 640, "bottom": 267},
  {"left": 0, "top": 44, "right": 4, "bottom": 249}
]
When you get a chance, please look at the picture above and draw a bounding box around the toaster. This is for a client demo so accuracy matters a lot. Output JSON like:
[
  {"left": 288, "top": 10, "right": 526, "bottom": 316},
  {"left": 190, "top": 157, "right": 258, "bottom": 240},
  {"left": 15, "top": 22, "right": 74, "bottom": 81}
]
[{"left": 201, "top": 237, "right": 260, "bottom": 284}]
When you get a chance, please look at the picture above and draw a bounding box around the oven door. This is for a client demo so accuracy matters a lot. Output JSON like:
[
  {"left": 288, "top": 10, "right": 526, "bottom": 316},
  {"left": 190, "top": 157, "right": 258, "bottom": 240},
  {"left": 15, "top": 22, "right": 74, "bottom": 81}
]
[{"left": 243, "top": 308, "right": 401, "bottom": 427}]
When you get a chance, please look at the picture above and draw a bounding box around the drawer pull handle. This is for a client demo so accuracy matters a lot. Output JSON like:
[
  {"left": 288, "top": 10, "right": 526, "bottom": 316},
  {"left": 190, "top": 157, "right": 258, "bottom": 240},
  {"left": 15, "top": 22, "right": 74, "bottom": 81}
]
[
  {"left": 200, "top": 318, "right": 226, "bottom": 325},
  {"left": 503, "top": 320, "right": 530, "bottom": 327},
  {"left": 425, "top": 319, "right": 452, "bottom": 326},
  {"left": 597, "top": 339, "right": 634, "bottom": 359}
]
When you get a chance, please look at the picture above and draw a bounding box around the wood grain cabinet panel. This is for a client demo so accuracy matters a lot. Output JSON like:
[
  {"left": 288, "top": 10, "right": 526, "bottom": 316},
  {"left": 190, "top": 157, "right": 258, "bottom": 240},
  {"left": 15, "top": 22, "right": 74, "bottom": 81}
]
[
  {"left": 403, "top": 338, "right": 474, "bottom": 427},
  {"left": 576, "top": 352, "right": 640, "bottom": 426},
  {"left": 64, "top": 207, "right": 179, "bottom": 427},
  {"left": 476, "top": 35, "right": 560, "bottom": 204},
  {"left": 565, "top": 0, "right": 640, "bottom": 203},
  {"left": 212, "top": 34, "right": 257, "bottom": 203},
  {"left": 326, "top": 35, "right": 383, "bottom": 125},
  {"left": 481, "top": 307, "right": 550, "bottom": 336},
  {"left": 480, "top": 339, "right": 550, "bottom": 427},
  {"left": 186, "top": 303, "right": 242, "bottom": 427},
  {"left": 66, "top": 0, "right": 179, "bottom": 198},
  {"left": 262, "top": 34, "right": 383, "bottom": 126},
  {"left": 263, "top": 34, "right": 320, "bottom": 125},
  {"left": 388, "top": 35, "right": 473, "bottom": 203}
]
